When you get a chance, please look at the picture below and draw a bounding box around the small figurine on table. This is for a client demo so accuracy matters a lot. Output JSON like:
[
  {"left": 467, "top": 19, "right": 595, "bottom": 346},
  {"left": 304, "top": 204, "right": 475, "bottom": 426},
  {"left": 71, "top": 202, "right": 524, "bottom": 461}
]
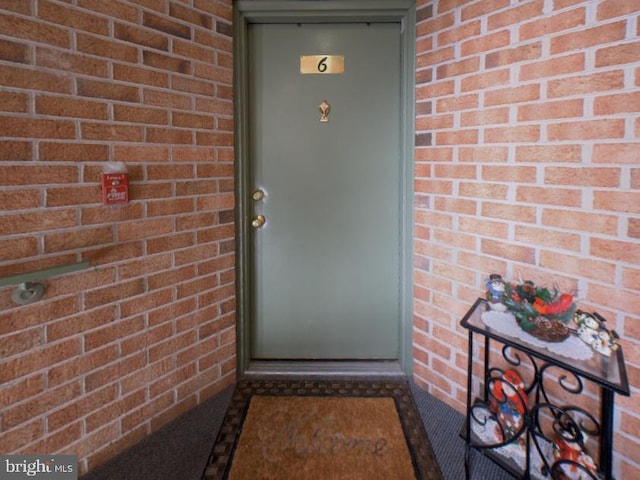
[
  {"left": 489, "top": 369, "right": 528, "bottom": 442},
  {"left": 551, "top": 425, "right": 599, "bottom": 480},
  {"left": 485, "top": 274, "right": 507, "bottom": 312},
  {"left": 574, "top": 310, "right": 619, "bottom": 357}
]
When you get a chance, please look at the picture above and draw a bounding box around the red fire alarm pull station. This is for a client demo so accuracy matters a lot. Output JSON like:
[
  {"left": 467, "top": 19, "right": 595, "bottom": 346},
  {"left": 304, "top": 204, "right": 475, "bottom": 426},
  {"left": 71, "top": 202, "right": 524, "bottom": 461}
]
[{"left": 101, "top": 163, "right": 129, "bottom": 205}]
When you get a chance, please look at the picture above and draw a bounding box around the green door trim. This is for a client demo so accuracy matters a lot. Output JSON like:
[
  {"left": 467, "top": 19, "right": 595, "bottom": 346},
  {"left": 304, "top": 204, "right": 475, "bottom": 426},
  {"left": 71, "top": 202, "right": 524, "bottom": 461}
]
[{"left": 234, "top": 0, "right": 416, "bottom": 376}]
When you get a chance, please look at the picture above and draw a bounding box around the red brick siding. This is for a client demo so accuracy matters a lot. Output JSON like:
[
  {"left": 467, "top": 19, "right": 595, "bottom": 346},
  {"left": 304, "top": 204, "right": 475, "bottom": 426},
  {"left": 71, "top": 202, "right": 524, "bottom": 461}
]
[
  {"left": 2, "top": 0, "right": 639, "bottom": 477},
  {"left": 0, "top": 0, "right": 234, "bottom": 474},
  {"left": 414, "top": 0, "right": 640, "bottom": 477}
]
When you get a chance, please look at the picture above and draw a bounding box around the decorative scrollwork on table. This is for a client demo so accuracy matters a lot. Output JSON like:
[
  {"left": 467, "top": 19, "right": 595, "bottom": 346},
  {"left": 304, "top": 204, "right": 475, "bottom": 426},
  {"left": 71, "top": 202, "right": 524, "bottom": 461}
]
[
  {"left": 540, "top": 362, "right": 584, "bottom": 398},
  {"left": 500, "top": 345, "right": 539, "bottom": 392},
  {"left": 475, "top": 357, "right": 603, "bottom": 478},
  {"left": 530, "top": 403, "right": 602, "bottom": 479}
]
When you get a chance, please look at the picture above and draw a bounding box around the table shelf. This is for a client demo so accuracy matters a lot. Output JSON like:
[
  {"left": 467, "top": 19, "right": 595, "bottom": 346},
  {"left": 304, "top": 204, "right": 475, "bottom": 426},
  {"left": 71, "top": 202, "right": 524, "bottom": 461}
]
[{"left": 460, "top": 298, "right": 630, "bottom": 480}]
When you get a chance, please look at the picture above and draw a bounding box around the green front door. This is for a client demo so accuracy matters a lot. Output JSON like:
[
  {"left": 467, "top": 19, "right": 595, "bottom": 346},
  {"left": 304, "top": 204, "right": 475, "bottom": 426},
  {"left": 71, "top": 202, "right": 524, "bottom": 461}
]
[{"left": 248, "top": 23, "right": 402, "bottom": 360}]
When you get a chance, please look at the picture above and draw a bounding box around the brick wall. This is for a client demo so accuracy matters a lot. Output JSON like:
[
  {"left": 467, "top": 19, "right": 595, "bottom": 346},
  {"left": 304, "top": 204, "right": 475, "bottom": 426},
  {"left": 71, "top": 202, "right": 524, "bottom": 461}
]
[
  {"left": 2, "top": 0, "right": 638, "bottom": 476},
  {"left": 413, "top": 0, "right": 639, "bottom": 477},
  {"left": 0, "top": 0, "right": 235, "bottom": 474}
]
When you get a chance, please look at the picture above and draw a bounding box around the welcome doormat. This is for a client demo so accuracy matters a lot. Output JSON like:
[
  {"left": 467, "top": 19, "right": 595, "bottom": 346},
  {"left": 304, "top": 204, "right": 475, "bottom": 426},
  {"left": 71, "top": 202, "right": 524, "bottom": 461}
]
[{"left": 201, "top": 379, "right": 443, "bottom": 480}]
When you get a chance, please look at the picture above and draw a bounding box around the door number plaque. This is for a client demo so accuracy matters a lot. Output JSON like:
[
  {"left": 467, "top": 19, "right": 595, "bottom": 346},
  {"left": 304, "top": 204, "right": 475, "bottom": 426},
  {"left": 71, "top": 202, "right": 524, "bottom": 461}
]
[{"left": 300, "top": 55, "right": 344, "bottom": 74}]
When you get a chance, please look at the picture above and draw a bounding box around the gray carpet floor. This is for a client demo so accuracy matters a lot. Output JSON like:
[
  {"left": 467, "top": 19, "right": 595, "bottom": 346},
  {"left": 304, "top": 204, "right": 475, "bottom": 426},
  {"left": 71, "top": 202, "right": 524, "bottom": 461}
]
[{"left": 80, "top": 379, "right": 515, "bottom": 480}]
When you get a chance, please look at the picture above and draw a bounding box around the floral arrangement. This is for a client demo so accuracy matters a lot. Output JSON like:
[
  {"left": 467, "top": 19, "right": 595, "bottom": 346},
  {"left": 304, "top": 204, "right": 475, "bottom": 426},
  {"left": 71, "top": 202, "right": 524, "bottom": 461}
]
[{"left": 485, "top": 275, "right": 577, "bottom": 343}]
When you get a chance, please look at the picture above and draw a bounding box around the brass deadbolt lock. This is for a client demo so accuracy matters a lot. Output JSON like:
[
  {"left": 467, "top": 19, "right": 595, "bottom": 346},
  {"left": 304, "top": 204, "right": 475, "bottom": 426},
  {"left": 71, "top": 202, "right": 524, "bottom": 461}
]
[{"left": 251, "top": 215, "right": 266, "bottom": 228}]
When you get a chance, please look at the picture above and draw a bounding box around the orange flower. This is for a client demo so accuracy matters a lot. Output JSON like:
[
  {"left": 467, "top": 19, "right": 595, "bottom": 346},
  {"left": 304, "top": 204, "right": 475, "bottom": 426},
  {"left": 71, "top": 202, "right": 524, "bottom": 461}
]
[
  {"left": 533, "top": 298, "right": 550, "bottom": 315},
  {"left": 548, "top": 293, "right": 574, "bottom": 315},
  {"left": 533, "top": 293, "right": 574, "bottom": 316}
]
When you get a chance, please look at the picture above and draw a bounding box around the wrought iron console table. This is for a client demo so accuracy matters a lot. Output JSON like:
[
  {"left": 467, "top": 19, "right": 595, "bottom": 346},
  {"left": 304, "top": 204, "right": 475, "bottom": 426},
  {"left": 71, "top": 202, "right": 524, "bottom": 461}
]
[{"left": 460, "top": 298, "right": 630, "bottom": 480}]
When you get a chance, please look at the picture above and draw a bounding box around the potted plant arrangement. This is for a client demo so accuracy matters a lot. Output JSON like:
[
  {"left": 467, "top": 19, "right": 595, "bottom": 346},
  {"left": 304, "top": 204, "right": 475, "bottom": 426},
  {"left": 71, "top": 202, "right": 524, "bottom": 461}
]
[{"left": 485, "top": 276, "right": 576, "bottom": 343}]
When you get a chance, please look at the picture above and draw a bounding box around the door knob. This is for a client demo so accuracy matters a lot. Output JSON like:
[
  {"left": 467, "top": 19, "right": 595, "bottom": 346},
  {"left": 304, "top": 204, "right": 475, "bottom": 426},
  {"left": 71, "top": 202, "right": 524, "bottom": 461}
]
[{"left": 251, "top": 214, "right": 266, "bottom": 228}]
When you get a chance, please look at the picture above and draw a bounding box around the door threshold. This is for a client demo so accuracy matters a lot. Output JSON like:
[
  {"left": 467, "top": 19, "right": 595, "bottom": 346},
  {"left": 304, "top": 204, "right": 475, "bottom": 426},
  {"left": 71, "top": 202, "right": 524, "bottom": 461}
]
[{"left": 243, "top": 360, "right": 406, "bottom": 379}]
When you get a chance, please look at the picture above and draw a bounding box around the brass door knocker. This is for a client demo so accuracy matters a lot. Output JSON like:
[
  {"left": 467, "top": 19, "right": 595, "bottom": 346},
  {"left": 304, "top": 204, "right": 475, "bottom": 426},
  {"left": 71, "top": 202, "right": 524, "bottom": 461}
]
[{"left": 319, "top": 99, "right": 331, "bottom": 123}]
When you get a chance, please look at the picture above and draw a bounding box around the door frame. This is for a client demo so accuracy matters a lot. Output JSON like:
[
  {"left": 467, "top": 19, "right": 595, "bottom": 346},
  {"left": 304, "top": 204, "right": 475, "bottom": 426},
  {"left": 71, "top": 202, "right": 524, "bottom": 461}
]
[{"left": 234, "top": 0, "right": 416, "bottom": 377}]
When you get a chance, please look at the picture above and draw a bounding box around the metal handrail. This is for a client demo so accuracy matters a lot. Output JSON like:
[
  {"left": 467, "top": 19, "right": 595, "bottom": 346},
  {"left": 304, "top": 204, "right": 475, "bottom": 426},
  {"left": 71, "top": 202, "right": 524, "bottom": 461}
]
[
  {"left": 0, "top": 261, "right": 91, "bottom": 287},
  {"left": 0, "top": 261, "right": 91, "bottom": 305}
]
